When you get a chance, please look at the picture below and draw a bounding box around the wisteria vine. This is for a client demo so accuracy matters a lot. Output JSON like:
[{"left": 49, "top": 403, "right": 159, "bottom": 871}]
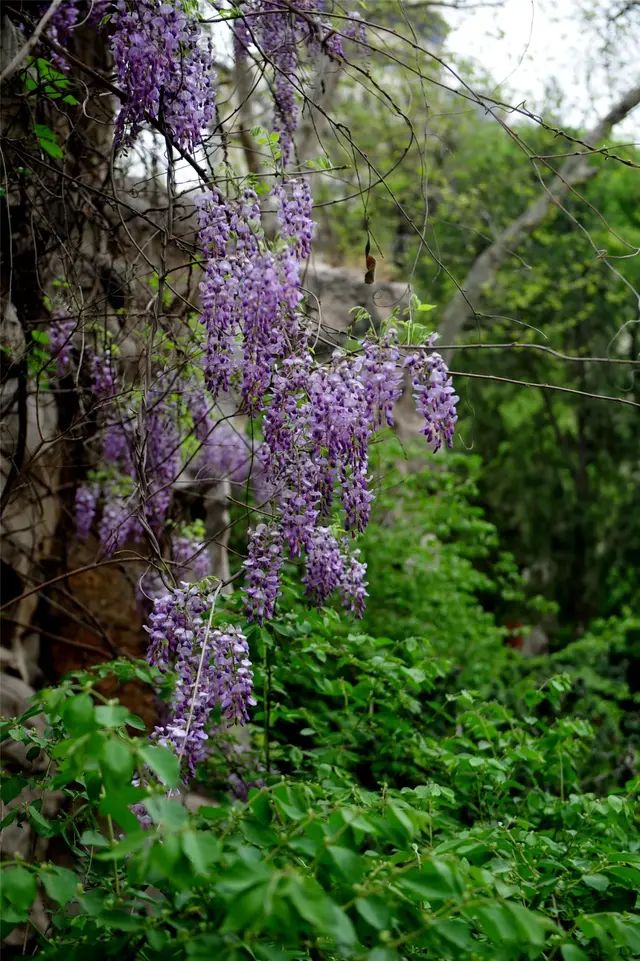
[{"left": 39, "top": 0, "right": 458, "bottom": 784}]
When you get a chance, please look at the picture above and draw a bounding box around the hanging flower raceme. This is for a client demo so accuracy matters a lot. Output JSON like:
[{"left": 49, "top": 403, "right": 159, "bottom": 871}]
[
  {"left": 239, "top": 326, "right": 456, "bottom": 623},
  {"left": 47, "top": 309, "right": 75, "bottom": 376},
  {"left": 404, "top": 348, "right": 459, "bottom": 452},
  {"left": 111, "top": 0, "right": 216, "bottom": 152},
  {"left": 272, "top": 179, "right": 315, "bottom": 259},
  {"left": 195, "top": 182, "right": 313, "bottom": 412},
  {"left": 341, "top": 547, "right": 368, "bottom": 617},
  {"left": 42, "top": 1, "right": 111, "bottom": 70},
  {"left": 75, "top": 482, "right": 99, "bottom": 540},
  {"left": 356, "top": 333, "right": 405, "bottom": 428},
  {"left": 89, "top": 347, "right": 117, "bottom": 401},
  {"left": 144, "top": 374, "right": 182, "bottom": 531},
  {"left": 232, "top": 1, "right": 352, "bottom": 162},
  {"left": 242, "top": 524, "right": 284, "bottom": 624},
  {"left": 145, "top": 585, "right": 254, "bottom": 777},
  {"left": 97, "top": 476, "right": 140, "bottom": 555}
]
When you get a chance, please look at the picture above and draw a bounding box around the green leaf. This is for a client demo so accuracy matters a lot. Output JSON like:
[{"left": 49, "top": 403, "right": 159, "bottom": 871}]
[
  {"left": 581, "top": 873, "right": 609, "bottom": 891},
  {"left": 221, "top": 882, "right": 269, "bottom": 932},
  {"left": 182, "top": 831, "right": 220, "bottom": 874},
  {"left": 40, "top": 866, "right": 78, "bottom": 907},
  {"left": 398, "top": 859, "right": 461, "bottom": 901},
  {"left": 288, "top": 875, "right": 336, "bottom": 931},
  {"left": 474, "top": 904, "right": 520, "bottom": 943},
  {"left": 507, "top": 903, "right": 554, "bottom": 945},
  {"left": 99, "top": 785, "right": 146, "bottom": 833},
  {"left": 28, "top": 804, "right": 55, "bottom": 838},
  {"left": 95, "top": 704, "right": 130, "bottom": 728},
  {"left": 436, "top": 919, "right": 475, "bottom": 950},
  {"left": 139, "top": 744, "right": 180, "bottom": 788},
  {"left": 0, "top": 776, "right": 26, "bottom": 804},
  {"left": 145, "top": 796, "right": 188, "bottom": 830},
  {"left": 79, "top": 830, "right": 110, "bottom": 848},
  {"left": 39, "top": 138, "right": 64, "bottom": 159},
  {"left": 561, "top": 946, "right": 589, "bottom": 961},
  {"left": 148, "top": 833, "right": 182, "bottom": 879},
  {"left": 1, "top": 866, "right": 36, "bottom": 911},
  {"left": 607, "top": 866, "right": 640, "bottom": 887},
  {"left": 96, "top": 831, "right": 148, "bottom": 861},
  {"left": 355, "top": 896, "right": 390, "bottom": 930},
  {"left": 62, "top": 694, "right": 95, "bottom": 733},
  {"left": 98, "top": 910, "right": 144, "bottom": 931},
  {"left": 328, "top": 846, "right": 363, "bottom": 883},
  {"left": 34, "top": 123, "right": 56, "bottom": 141},
  {"left": 101, "top": 738, "right": 134, "bottom": 781},
  {"left": 288, "top": 875, "right": 356, "bottom": 945},
  {"left": 0, "top": 808, "right": 19, "bottom": 831},
  {"left": 218, "top": 861, "right": 273, "bottom": 896}
]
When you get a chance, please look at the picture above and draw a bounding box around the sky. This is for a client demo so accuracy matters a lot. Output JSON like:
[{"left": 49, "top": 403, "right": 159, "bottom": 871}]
[
  {"left": 444, "top": 0, "right": 639, "bottom": 139},
  {"left": 443, "top": 0, "right": 640, "bottom": 141}
]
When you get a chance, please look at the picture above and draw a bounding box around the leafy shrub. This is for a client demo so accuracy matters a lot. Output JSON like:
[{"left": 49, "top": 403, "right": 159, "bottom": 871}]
[
  {"left": 2, "top": 449, "right": 638, "bottom": 959},
  {"left": 2, "top": 627, "right": 639, "bottom": 959}
]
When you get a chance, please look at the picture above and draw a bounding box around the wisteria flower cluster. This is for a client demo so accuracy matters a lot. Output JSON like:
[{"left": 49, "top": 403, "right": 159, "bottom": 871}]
[
  {"left": 302, "top": 525, "right": 368, "bottom": 616},
  {"left": 405, "top": 349, "right": 459, "bottom": 452},
  {"left": 41, "top": 1, "right": 110, "bottom": 71},
  {"left": 240, "top": 322, "right": 458, "bottom": 624},
  {"left": 66, "top": 339, "right": 256, "bottom": 562},
  {"left": 47, "top": 309, "right": 75, "bottom": 376},
  {"left": 232, "top": 1, "right": 364, "bottom": 162},
  {"left": 40, "top": 0, "right": 459, "bottom": 787},
  {"left": 111, "top": 0, "right": 216, "bottom": 151},
  {"left": 195, "top": 181, "right": 313, "bottom": 412},
  {"left": 145, "top": 585, "right": 255, "bottom": 776}
]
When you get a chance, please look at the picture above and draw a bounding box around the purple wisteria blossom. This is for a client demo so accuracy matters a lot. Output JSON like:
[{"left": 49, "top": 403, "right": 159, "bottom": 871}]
[
  {"left": 341, "top": 548, "right": 368, "bottom": 618},
  {"left": 356, "top": 334, "right": 405, "bottom": 428},
  {"left": 239, "top": 324, "right": 456, "bottom": 622},
  {"left": 195, "top": 188, "right": 258, "bottom": 400},
  {"left": 405, "top": 349, "right": 459, "bottom": 451},
  {"left": 242, "top": 523, "right": 284, "bottom": 624},
  {"left": 97, "top": 479, "right": 139, "bottom": 556},
  {"left": 111, "top": 0, "right": 216, "bottom": 152},
  {"left": 302, "top": 527, "right": 368, "bottom": 616},
  {"left": 232, "top": 1, "right": 349, "bottom": 162},
  {"left": 75, "top": 481, "right": 99, "bottom": 540},
  {"left": 102, "top": 414, "right": 135, "bottom": 473},
  {"left": 89, "top": 348, "right": 116, "bottom": 400},
  {"left": 48, "top": 310, "right": 75, "bottom": 376},
  {"left": 195, "top": 185, "right": 311, "bottom": 413},
  {"left": 145, "top": 585, "right": 254, "bottom": 777},
  {"left": 144, "top": 373, "right": 182, "bottom": 530},
  {"left": 272, "top": 179, "right": 315, "bottom": 259},
  {"left": 302, "top": 526, "right": 344, "bottom": 606}
]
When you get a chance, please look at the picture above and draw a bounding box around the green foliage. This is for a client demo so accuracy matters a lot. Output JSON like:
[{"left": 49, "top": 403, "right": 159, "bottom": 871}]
[
  {"left": 2, "top": 642, "right": 638, "bottom": 959},
  {"left": 2, "top": 452, "right": 638, "bottom": 958},
  {"left": 317, "top": 46, "right": 640, "bottom": 630},
  {"left": 23, "top": 57, "right": 79, "bottom": 107}
]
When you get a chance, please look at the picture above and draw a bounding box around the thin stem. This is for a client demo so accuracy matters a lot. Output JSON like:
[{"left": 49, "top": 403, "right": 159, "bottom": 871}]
[{"left": 176, "top": 582, "right": 223, "bottom": 775}]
